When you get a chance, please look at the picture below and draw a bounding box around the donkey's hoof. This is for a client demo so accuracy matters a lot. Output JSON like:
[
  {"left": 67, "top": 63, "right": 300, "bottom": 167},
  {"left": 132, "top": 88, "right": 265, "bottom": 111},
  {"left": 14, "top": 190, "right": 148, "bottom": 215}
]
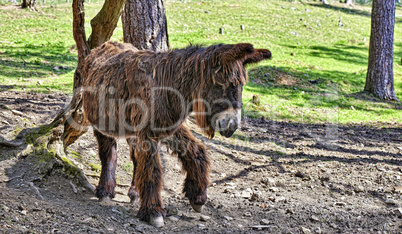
[
  {"left": 190, "top": 203, "right": 203, "bottom": 213},
  {"left": 149, "top": 215, "right": 164, "bottom": 228}
]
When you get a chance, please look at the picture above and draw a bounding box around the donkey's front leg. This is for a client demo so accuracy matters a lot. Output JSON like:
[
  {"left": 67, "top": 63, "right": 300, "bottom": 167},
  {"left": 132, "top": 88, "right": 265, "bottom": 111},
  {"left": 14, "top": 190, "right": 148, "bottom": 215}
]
[
  {"left": 94, "top": 130, "right": 117, "bottom": 201},
  {"left": 168, "top": 125, "right": 210, "bottom": 213},
  {"left": 135, "top": 139, "right": 165, "bottom": 227}
]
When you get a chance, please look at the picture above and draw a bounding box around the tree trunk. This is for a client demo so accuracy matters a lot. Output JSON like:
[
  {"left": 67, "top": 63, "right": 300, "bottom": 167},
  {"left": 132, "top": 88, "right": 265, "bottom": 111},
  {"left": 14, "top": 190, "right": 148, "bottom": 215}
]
[
  {"left": 122, "top": 0, "right": 169, "bottom": 51},
  {"left": 62, "top": 0, "right": 127, "bottom": 148},
  {"left": 344, "top": 0, "right": 353, "bottom": 5},
  {"left": 87, "top": 0, "right": 126, "bottom": 49},
  {"left": 365, "top": 0, "right": 398, "bottom": 101},
  {"left": 21, "top": 0, "right": 37, "bottom": 11}
]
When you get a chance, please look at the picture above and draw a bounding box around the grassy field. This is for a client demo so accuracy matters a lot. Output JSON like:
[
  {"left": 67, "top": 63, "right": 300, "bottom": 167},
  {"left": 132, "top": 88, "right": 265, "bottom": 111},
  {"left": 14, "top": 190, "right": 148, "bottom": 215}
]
[{"left": 0, "top": 0, "right": 401, "bottom": 124}]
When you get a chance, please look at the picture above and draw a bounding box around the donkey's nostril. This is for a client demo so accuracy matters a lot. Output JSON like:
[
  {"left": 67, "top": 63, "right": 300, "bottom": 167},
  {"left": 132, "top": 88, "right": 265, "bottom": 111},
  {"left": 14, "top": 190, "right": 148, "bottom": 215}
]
[
  {"left": 218, "top": 119, "right": 226, "bottom": 130},
  {"left": 228, "top": 121, "right": 238, "bottom": 132}
]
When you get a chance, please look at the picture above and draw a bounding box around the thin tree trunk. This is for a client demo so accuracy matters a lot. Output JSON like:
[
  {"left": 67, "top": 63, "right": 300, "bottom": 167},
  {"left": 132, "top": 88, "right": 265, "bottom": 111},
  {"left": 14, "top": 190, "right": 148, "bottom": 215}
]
[
  {"left": 122, "top": 0, "right": 169, "bottom": 51},
  {"left": 61, "top": 0, "right": 127, "bottom": 147},
  {"left": 21, "top": 0, "right": 37, "bottom": 11},
  {"left": 87, "top": 0, "right": 126, "bottom": 49},
  {"left": 365, "top": 0, "right": 398, "bottom": 101}
]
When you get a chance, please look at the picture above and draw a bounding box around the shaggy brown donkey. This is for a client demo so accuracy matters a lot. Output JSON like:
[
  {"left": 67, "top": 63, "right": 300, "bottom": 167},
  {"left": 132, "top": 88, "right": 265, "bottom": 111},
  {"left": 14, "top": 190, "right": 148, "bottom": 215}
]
[{"left": 80, "top": 41, "right": 271, "bottom": 227}]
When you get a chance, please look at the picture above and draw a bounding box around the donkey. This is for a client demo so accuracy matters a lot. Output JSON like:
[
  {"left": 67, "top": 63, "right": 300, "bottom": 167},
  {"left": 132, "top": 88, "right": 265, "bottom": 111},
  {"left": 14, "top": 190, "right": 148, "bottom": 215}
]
[{"left": 80, "top": 41, "right": 271, "bottom": 227}]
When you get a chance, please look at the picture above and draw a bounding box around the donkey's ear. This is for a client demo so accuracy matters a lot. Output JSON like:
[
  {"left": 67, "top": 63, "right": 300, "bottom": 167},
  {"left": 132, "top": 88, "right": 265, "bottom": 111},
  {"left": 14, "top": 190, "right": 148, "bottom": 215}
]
[
  {"left": 243, "top": 49, "right": 272, "bottom": 66},
  {"left": 217, "top": 43, "right": 255, "bottom": 65}
]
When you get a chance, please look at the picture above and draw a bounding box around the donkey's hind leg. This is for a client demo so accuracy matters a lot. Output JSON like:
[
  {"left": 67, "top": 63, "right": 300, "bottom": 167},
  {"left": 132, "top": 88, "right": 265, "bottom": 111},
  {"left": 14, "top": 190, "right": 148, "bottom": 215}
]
[
  {"left": 168, "top": 125, "right": 210, "bottom": 213},
  {"left": 126, "top": 137, "right": 139, "bottom": 203},
  {"left": 94, "top": 130, "right": 117, "bottom": 201}
]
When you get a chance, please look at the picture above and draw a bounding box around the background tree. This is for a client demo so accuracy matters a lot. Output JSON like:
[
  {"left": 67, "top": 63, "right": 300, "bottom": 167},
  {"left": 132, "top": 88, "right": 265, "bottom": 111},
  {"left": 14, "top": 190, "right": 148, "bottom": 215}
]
[
  {"left": 21, "top": 0, "right": 37, "bottom": 11},
  {"left": 62, "top": 0, "right": 126, "bottom": 147},
  {"left": 19, "top": 0, "right": 171, "bottom": 189},
  {"left": 14, "top": 0, "right": 128, "bottom": 191},
  {"left": 122, "top": 0, "right": 169, "bottom": 51},
  {"left": 364, "top": 0, "right": 398, "bottom": 101}
]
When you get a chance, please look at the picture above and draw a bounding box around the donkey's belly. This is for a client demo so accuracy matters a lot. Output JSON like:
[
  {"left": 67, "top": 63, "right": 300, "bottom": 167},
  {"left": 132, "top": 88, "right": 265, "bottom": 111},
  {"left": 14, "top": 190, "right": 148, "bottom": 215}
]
[{"left": 82, "top": 89, "right": 151, "bottom": 138}]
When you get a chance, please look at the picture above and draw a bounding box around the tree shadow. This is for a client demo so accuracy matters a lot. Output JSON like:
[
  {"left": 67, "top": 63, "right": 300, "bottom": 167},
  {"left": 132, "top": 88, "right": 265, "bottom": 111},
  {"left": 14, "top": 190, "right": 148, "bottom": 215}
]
[
  {"left": 190, "top": 119, "right": 401, "bottom": 187},
  {"left": 307, "top": 2, "right": 371, "bottom": 17},
  {"left": 282, "top": 44, "right": 369, "bottom": 66},
  {"left": 247, "top": 64, "right": 402, "bottom": 113},
  {"left": 0, "top": 44, "right": 76, "bottom": 79}
]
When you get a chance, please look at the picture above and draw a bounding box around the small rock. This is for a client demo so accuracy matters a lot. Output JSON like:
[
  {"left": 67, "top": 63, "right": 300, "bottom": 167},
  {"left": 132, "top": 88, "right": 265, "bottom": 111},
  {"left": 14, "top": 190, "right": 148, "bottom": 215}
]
[
  {"left": 224, "top": 186, "right": 236, "bottom": 193},
  {"left": 166, "top": 206, "right": 178, "bottom": 216},
  {"left": 252, "top": 225, "right": 271, "bottom": 230},
  {"left": 295, "top": 171, "right": 306, "bottom": 178},
  {"left": 310, "top": 215, "right": 320, "bottom": 222},
  {"left": 243, "top": 212, "right": 252, "bottom": 217},
  {"left": 269, "top": 187, "right": 279, "bottom": 192},
  {"left": 11, "top": 110, "right": 24, "bottom": 117},
  {"left": 200, "top": 215, "right": 210, "bottom": 222},
  {"left": 376, "top": 166, "right": 386, "bottom": 172},
  {"left": 290, "top": 31, "right": 298, "bottom": 36},
  {"left": 384, "top": 199, "right": 397, "bottom": 206},
  {"left": 224, "top": 182, "right": 236, "bottom": 187},
  {"left": 314, "top": 227, "right": 322, "bottom": 233},
  {"left": 393, "top": 208, "right": 402, "bottom": 217},
  {"left": 334, "top": 202, "right": 346, "bottom": 206},
  {"left": 53, "top": 66, "right": 60, "bottom": 71},
  {"left": 1, "top": 120, "right": 10, "bottom": 125},
  {"left": 285, "top": 208, "right": 294, "bottom": 214},
  {"left": 354, "top": 185, "right": 365, "bottom": 193},
  {"left": 168, "top": 215, "right": 180, "bottom": 222},
  {"left": 111, "top": 208, "right": 122, "bottom": 215},
  {"left": 82, "top": 217, "right": 93, "bottom": 223},
  {"left": 301, "top": 226, "right": 311, "bottom": 234},
  {"left": 240, "top": 25, "right": 245, "bottom": 30},
  {"left": 394, "top": 186, "right": 402, "bottom": 194},
  {"left": 20, "top": 210, "right": 27, "bottom": 215},
  {"left": 275, "top": 196, "right": 286, "bottom": 202},
  {"left": 197, "top": 223, "right": 206, "bottom": 230},
  {"left": 305, "top": 8, "right": 311, "bottom": 12},
  {"left": 261, "top": 178, "right": 276, "bottom": 186},
  {"left": 241, "top": 188, "right": 253, "bottom": 198},
  {"left": 70, "top": 182, "right": 78, "bottom": 194},
  {"left": 224, "top": 216, "right": 233, "bottom": 221},
  {"left": 37, "top": 80, "right": 43, "bottom": 86},
  {"left": 260, "top": 219, "right": 270, "bottom": 225},
  {"left": 291, "top": 52, "right": 296, "bottom": 56}
]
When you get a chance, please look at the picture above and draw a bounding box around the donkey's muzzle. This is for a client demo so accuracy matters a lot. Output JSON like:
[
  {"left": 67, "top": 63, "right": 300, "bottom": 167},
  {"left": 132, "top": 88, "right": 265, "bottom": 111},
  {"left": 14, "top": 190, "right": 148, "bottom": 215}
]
[{"left": 215, "top": 108, "right": 241, "bottom": 138}]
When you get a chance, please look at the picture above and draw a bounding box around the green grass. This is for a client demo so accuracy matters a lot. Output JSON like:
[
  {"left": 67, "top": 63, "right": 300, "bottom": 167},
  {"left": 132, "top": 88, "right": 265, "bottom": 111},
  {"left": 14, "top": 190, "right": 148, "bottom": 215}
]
[{"left": 0, "top": 0, "right": 401, "bottom": 124}]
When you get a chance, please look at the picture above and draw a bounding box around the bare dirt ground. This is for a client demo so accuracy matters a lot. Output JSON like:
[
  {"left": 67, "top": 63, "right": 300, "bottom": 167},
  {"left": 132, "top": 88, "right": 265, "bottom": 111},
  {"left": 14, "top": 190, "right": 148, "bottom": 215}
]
[{"left": 0, "top": 90, "right": 401, "bottom": 233}]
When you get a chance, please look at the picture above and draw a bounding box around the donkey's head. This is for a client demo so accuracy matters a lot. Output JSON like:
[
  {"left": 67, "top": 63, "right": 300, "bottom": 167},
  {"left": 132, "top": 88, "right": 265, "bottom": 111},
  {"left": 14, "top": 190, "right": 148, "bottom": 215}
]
[{"left": 193, "top": 43, "right": 271, "bottom": 138}]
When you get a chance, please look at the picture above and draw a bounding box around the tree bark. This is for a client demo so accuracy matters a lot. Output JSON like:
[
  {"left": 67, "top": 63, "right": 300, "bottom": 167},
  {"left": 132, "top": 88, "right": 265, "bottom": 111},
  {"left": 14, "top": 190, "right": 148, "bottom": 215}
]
[
  {"left": 21, "top": 0, "right": 37, "bottom": 11},
  {"left": 365, "top": 0, "right": 398, "bottom": 101},
  {"left": 122, "top": 0, "right": 169, "bottom": 51},
  {"left": 87, "top": 0, "right": 126, "bottom": 49},
  {"left": 61, "top": 0, "right": 127, "bottom": 148}
]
